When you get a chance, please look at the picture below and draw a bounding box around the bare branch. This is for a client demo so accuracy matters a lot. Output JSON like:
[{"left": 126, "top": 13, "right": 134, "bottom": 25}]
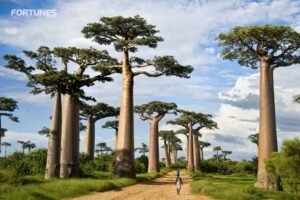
[{"left": 133, "top": 71, "right": 164, "bottom": 77}]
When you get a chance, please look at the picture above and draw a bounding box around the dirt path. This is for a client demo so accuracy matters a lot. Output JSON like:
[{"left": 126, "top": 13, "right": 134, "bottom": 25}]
[{"left": 72, "top": 171, "right": 211, "bottom": 200}]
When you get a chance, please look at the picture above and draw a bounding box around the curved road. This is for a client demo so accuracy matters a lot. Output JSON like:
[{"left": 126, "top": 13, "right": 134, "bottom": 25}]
[{"left": 72, "top": 171, "right": 211, "bottom": 200}]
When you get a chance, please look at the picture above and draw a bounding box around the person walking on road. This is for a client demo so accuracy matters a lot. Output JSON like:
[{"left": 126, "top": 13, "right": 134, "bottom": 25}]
[{"left": 175, "top": 173, "right": 183, "bottom": 195}]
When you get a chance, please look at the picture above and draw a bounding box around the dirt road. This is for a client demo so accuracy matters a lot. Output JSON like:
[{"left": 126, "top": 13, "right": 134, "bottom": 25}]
[{"left": 72, "top": 171, "right": 211, "bottom": 200}]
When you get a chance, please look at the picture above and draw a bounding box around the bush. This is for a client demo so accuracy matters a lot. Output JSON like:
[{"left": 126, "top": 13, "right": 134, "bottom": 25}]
[
  {"left": 134, "top": 155, "right": 148, "bottom": 173},
  {"left": 0, "top": 149, "right": 47, "bottom": 175}
]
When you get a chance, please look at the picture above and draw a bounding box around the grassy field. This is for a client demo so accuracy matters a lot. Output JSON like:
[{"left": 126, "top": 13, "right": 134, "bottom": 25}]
[
  {"left": 191, "top": 173, "right": 299, "bottom": 200},
  {"left": 0, "top": 169, "right": 170, "bottom": 200}
]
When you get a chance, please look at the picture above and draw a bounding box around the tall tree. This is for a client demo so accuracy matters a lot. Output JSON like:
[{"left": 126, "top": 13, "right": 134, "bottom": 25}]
[
  {"left": 135, "top": 101, "right": 177, "bottom": 172},
  {"left": 159, "top": 130, "right": 174, "bottom": 168},
  {"left": 1, "top": 142, "right": 11, "bottom": 157},
  {"left": 168, "top": 110, "right": 217, "bottom": 172},
  {"left": 169, "top": 135, "right": 182, "bottom": 165},
  {"left": 53, "top": 47, "right": 115, "bottom": 178},
  {"left": 199, "top": 141, "right": 210, "bottom": 161},
  {"left": 82, "top": 15, "right": 193, "bottom": 178},
  {"left": 25, "top": 141, "right": 36, "bottom": 153},
  {"left": 4, "top": 47, "right": 69, "bottom": 179},
  {"left": 213, "top": 146, "right": 222, "bottom": 160},
  {"left": 0, "top": 97, "right": 19, "bottom": 154},
  {"left": 80, "top": 102, "right": 117, "bottom": 160},
  {"left": 218, "top": 25, "right": 300, "bottom": 190},
  {"left": 175, "top": 128, "right": 189, "bottom": 161},
  {"left": 102, "top": 120, "right": 119, "bottom": 150}
]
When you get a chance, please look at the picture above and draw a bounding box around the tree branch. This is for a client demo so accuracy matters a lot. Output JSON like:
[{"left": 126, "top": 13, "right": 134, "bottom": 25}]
[{"left": 133, "top": 71, "right": 164, "bottom": 77}]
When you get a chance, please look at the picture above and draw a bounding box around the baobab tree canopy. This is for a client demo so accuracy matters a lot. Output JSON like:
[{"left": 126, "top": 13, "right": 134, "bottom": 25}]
[
  {"left": 80, "top": 102, "right": 118, "bottom": 121},
  {"left": 82, "top": 15, "right": 164, "bottom": 52},
  {"left": 218, "top": 25, "right": 300, "bottom": 68},
  {"left": 0, "top": 97, "right": 18, "bottom": 112},
  {"left": 168, "top": 110, "right": 217, "bottom": 131},
  {"left": 135, "top": 101, "right": 177, "bottom": 119}
]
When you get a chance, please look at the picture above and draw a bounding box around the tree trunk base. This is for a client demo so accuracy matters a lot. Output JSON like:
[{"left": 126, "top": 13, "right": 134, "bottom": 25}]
[
  {"left": 115, "top": 150, "right": 136, "bottom": 178},
  {"left": 255, "top": 172, "right": 282, "bottom": 190},
  {"left": 60, "top": 164, "right": 80, "bottom": 178}
]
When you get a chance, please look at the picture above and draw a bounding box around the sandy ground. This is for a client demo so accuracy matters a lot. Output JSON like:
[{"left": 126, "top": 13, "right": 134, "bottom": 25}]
[{"left": 72, "top": 171, "right": 211, "bottom": 200}]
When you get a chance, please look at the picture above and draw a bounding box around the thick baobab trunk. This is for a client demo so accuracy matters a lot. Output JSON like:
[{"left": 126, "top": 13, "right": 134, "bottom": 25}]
[
  {"left": 171, "top": 145, "right": 176, "bottom": 164},
  {"left": 255, "top": 59, "right": 280, "bottom": 190},
  {"left": 163, "top": 140, "right": 170, "bottom": 168},
  {"left": 45, "top": 90, "right": 62, "bottom": 179},
  {"left": 148, "top": 118, "right": 160, "bottom": 173},
  {"left": 187, "top": 123, "right": 194, "bottom": 171},
  {"left": 83, "top": 117, "right": 95, "bottom": 160},
  {"left": 114, "top": 131, "right": 118, "bottom": 150},
  {"left": 115, "top": 49, "right": 135, "bottom": 178},
  {"left": 193, "top": 133, "right": 200, "bottom": 171},
  {"left": 60, "top": 94, "right": 80, "bottom": 178}
]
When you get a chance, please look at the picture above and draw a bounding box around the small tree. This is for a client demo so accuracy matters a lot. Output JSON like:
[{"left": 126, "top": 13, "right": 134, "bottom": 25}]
[
  {"left": 95, "top": 142, "right": 107, "bottom": 156},
  {"left": 221, "top": 150, "right": 232, "bottom": 160},
  {"left": 266, "top": 138, "right": 300, "bottom": 198},
  {"left": 159, "top": 130, "right": 174, "bottom": 168},
  {"left": 213, "top": 146, "right": 222, "bottom": 160},
  {"left": 168, "top": 110, "right": 217, "bottom": 172},
  {"left": 80, "top": 102, "right": 117, "bottom": 160},
  {"left": 102, "top": 120, "right": 119, "bottom": 150},
  {"left": 136, "top": 143, "right": 149, "bottom": 156},
  {"left": 199, "top": 141, "right": 210, "bottom": 161},
  {"left": 1, "top": 142, "right": 11, "bottom": 157},
  {"left": 135, "top": 101, "right": 177, "bottom": 172},
  {"left": 38, "top": 127, "right": 50, "bottom": 138},
  {"left": 0, "top": 97, "right": 19, "bottom": 154},
  {"left": 218, "top": 25, "right": 300, "bottom": 190},
  {"left": 82, "top": 15, "right": 193, "bottom": 178}
]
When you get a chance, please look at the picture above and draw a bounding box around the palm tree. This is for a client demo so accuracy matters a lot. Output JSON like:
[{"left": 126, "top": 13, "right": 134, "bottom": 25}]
[{"left": 1, "top": 142, "right": 11, "bottom": 157}]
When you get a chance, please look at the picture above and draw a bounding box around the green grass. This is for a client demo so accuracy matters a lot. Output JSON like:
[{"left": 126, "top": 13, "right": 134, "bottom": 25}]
[
  {"left": 191, "top": 173, "right": 299, "bottom": 200},
  {"left": 0, "top": 169, "right": 171, "bottom": 200}
]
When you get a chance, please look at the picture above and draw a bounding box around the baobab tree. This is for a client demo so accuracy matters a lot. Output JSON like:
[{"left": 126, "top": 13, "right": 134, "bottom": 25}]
[
  {"left": 169, "top": 135, "right": 182, "bottom": 165},
  {"left": 25, "top": 142, "right": 36, "bottom": 153},
  {"left": 199, "top": 141, "right": 210, "bottom": 161},
  {"left": 82, "top": 15, "right": 193, "bottom": 178},
  {"left": 175, "top": 129, "right": 189, "bottom": 161},
  {"left": 53, "top": 47, "right": 116, "bottom": 178},
  {"left": 102, "top": 120, "right": 119, "bottom": 150},
  {"left": 95, "top": 142, "right": 108, "bottom": 156},
  {"left": 1, "top": 142, "right": 11, "bottom": 157},
  {"left": 213, "top": 146, "right": 222, "bottom": 160},
  {"left": 135, "top": 101, "right": 177, "bottom": 173},
  {"left": 4, "top": 47, "right": 69, "bottom": 179},
  {"left": 218, "top": 25, "right": 300, "bottom": 190},
  {"left": 159, "top": 130, "right": 174, "bottom": 168},
  {"left": 80, "top": 102, "right": 117, "bottom": 160},
  {"left": 221, "top": 150, "right": 232, "bottom": 160},
  {"left": 17, "top": 140, "right": 30, "bottom": 153},
  {"left": 0, "top": 97, "right": 19, "bottom": 154},
  {"left": 168, "top": 110, "right": 217, "bottom": 172}
]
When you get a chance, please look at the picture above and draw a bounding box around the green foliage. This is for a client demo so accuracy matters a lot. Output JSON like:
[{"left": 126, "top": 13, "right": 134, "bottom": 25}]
[
  {"left": 248, "top": 133, "right": 259, "bottom": 146},
  {"left": 135, "top": 101, "right": 177, "bottom": 119},
  {"left": 0, "top": 149, "right": 47, "bottom": 175},
  {"left": 136, "top": 168, "right": 170, "bottom": 182},
  {"left": 135, "top": 155, "right": 148, "bottom": 173},
  {"left": 217, "top": 25, "right": 300, "bottom": 69},
  {"left": 102, "top": 120, "right": 119, "bottom": 130},
  {"left": 266, "top": 138, "right": 300, "bottom": 196},
  {"left": 0, "top": 177, "right": 136, "bottom": 200},
  {"left": 80, "top": 102, "right": 118, "bottom": 121},
  {"left": 0, "top": 97, "right": 18, "bottom": 112},
  {"left": 294, "top": 95, "right": 300, "bottom": 104},
  {"left": 82, "top": 15, "right": 164, "bottom": 52},
  {"left": 38, "top": 126, "right": 50, "bottom": 137}
]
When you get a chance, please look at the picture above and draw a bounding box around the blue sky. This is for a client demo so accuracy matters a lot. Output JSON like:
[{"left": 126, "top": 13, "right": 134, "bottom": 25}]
[{"left": 0, "top": 0, "right": 300, "bottom": 160}]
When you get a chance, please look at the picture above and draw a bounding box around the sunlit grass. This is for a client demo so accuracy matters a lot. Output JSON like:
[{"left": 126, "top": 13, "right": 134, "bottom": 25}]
[{"left": 191, "top": 173, "right": 299, "bottom": 200}]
